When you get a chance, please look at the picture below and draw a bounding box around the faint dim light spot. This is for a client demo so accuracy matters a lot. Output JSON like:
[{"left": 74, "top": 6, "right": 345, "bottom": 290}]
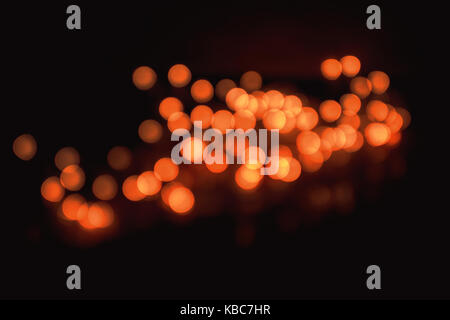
[
  {"left": 41, "top": 176, "right": 65, "bottom": 203},
  {"left": 299, "top": 151, "right": 324, "bottom": 173},
  {"left": 92, "top": 174, "right": 118, "bottom": 201},
  {"left": 226, "top": 88, "right": 249, "bottom": 111},
  {"left": 132, "top": 66, "right": 157, "bottom": 90},
  {"left": 137, "top": 171, "right": 162, "bottom": 196},
  {"left": 167, "top": 112, "right": 192, "bottom": 132},
  {"left": 61, "top": 194, "right": 86, "bottom": 221},
  {"left": 107, "top": 146, "right": 132, "bottom": 171},
  {"left": 264, "top": 90, "right": 285, "bottom": 109},
  {"left": 55, "top": 147, "right": 80, "bottom": 171},
  {"left": 263, "top": 109, "right": 286, "bottom": 130},
  {"left": 87, "top": 202, "right": 114, "bottom": 229},
  {"left": 281, "top": 157, "right": 302, "bottom": 182},
  {"left": 240, "top": 71, "right": 262, "bottom": 92},
  {"left": 368, "top": 71, "right": 390, "bottom": 95},
  {"left": 340, "top": 56, "right": 361, "bottom": 77},
  {"left": 13, "top": 134, "right": 37, "bottom": 161},
  {"left": 320, "top": 58, "right": 342, "bottom": 80},
  {"left": 282, "top": 95, "right": 302, "bottom": 116},
  {"left": 235, "top": 166, "right": 263, "bottom": 190},
  {"left": 122, "top": 175, "right": 146, "bottom": 201},
  {"left": 215, "top": 79, "right": 237, "bottom": 101},
  {"left": 319, "top": 100, "right": 342, "bottom": 122},
  {"left": 154, "top": 157, "right": 179, "bottom": 182},
  {"left": 181, "top": 137, "right": 205, "bottom": 163},
  {"left": 60, "top": 164, "right": 85, "bottom": 191},
  {"left": 344, "top": 131, "right": 364, "bottom": 152},
  {"left": 350, "top": 76, "right": 372, "bottom": 99},
  {"left": 191, "top": 105, "right": 213, "bottom": 129},
  {"left": 191, "top": 79, "right": 214, "bottom": 103},
  {"left": 297, "top": 131, "right": 321, "bottom": 155},
  {"left": 296, "top": 107, "right": 319, "bottom": 131},
  {"left": 340, "top": 93, "right": 361, "bottom": 116},
  {"left": 234, "top": 109, "right": 256, "bottom": 131},
  {"left": 367, "top": 100, "right": 389, "bottom": 121},
  {"left": 211, "top": 110, "right": 235, "bottom": 133},
  {"left": 385, "top": 108, "right": 403, "bottom": 133},
  {"left": 168, "top": 64, "right": 191, "bottom": 88},
  {"left": 159, "top": 97, "right": 183, "bottom": 120},
  {"left": 396, "top": 107, "right": 411, "bottom": 129},
  {"left": 138, "top": 119, "right": 162, "bottom": 143},
  {"left": 387, "top": 131, "right": 402, "bottom": 147},
  {"left": 168, "top": 186, "right": 195, "bottom": 214},
  {"left": 365, "top": 122, "right": 391, "bottom": 146},
  {"left": 251, "top": 91, "right": 269, "bottom": 119}
]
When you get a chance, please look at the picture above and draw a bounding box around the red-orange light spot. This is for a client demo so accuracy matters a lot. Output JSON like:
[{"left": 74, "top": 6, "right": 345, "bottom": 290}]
[
  {"left": 13, "top": 134, "right": 37, "bottom": 161},
  {"left": 340, "top": 56, "right": 361, "bottom": 77},
  {"left": 319, "top": 100, "right": 342, "bottom": 122},
  {"left": 60, "top": 164, "right": 85, "bottom": 191},
  {"left": 107, "top": 146, "right": 132, "bottom": 171},
  {"left": 55, "top": 147, "right": 80, "bottom": 171},
  {"left": 226, "top": 88, "right": 249, "bottom": 111},
  {"left": 168, "top": 64, "right": 191, "bottom": 88},
  {"left": 340, "top": 93, "right": 361, "bottom": 116},
  {"left": 321, "top": 59, "right": 342, "bottom": 80},
  {"left": 240, "top": 71, "right": 262, "bottom": 92},
  {"left": 191, "top": 79, "right": 214, "bottom": 103},
  {"left": 234, "top": 109, "right": 256, "bottom": 131},
  {"left": 132, "top": 66, "right": 157, "bottom": 90},
  {"left": 190, "top": 105, "right": 213, "bottom": 129},
  {"left": 137, "top": 171, "right": 162, "bottom": 196},
  {"left": 368, "top": 71, "right": 390, "bottom": 95},
  {"left": 159, "top": 97, "right": 183, "bottom": 120},
  {"left": 168, "top": 186, "right": 195, "bottom": 215},
  {"left": 296, "top": 107, "right": 319, "bottom": 131},
  {"left": 122, "top": 175, "right": 146, "bottom": 201},
  {"left": 167, "top": 112, "right": 191, "bottom": 132},
  {"left": 211, "top": 110, "right": 235, "bottom": 134},
  {"left": 138, "top": 119, "right": 162, "bottom": 143},
  {"left": 264, "top": 90, "right": 285, "bottom": 109},
  {"left": 154, "top": 157, "right": 179, "bottom": 182},
  {"left": 365, "top": 122, "right": 391, "bottom": 146},
  {"left": 41, "top": 176, "right": 65, "bottom": 203},
  {"left": 92, "top": 174, "right": 118, "bottom": 201},
  {"left": 61, "top": 194, "right": 86, "bottom": 221},
  {"left": 296, "top": 131, "right": 321, "bottom": 155}
]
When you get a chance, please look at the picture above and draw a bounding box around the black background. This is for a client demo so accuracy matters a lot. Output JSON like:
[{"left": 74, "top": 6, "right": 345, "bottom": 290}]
[{"left": 1, "top": 1, "right": 448, "bottom": 299}]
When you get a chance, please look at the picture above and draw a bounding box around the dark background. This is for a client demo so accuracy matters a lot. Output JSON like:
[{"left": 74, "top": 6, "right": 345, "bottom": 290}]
[{"left": 1, "top": 1, "right": 448, "bottom": 299}]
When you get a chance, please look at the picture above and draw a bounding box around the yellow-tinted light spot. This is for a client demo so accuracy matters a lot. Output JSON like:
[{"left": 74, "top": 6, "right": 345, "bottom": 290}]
[
  {"left": 365, "top": 122, "right": 391, "bottom": 146},
  {"left": 263, "top": 109, "right": 287, "bottom": 130},
  {"left": 226, "top": 87, "right": 249, "bottom": 111}
]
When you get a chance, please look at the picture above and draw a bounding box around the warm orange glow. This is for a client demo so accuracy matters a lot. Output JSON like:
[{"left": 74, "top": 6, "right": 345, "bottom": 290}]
[
  {"left": 167, "top": 112, "right": 192, "bottom": 132},
  {"left": 122, "top": 175, "right": 146, "bottom": 201},
  {"left": 168, "top": 64, "right": 191, "bottom": 88},
  {"left": 350, "top": 76, "right": 372, "bottom": 99},
  {"left": 61, "top": 194, "right": 86, "bottom": 221},
  {"left": 263, "top": 109, "right": 286, "bottom": 130},
  {"left": 321, "top": 58, "right": 342, "bottom": 80},
  {"left": 159, "top": 97, "right": 183, "bottom": 120},
  {"left": 367, "top": 100, "right": 389, "bottom": 121},
  {"left": 137, "top": 171, "right": 162, "bottom": 196},
  {"left": 55, "top": 147, "right": 80, "bottom": 171},
  {"left": 387, "top": 131, "right": 402, "bottom": 147},
  {"left": 181, "top": 137, "right": 205, "bottom": 163},
  {"left": 340, "top": 93, "right": 361, "bottom": 116},
  {"left": 154, "top": 157, "right": 179, "bottom": 182},
  {"left": 340, "top": 56, "right": 361, "bottom": 77},
  {"left": 365, "top": 122, "right": 391, "bottom": 146},
  {"left": 138, "top": 119, "right": 163, "bottom": 143},
  {"left": 211, "top": 110, "right": 235, "bottom": 133},
  {"left": 396, "top": 107, "right": 411, "bottom": 129},
  {"left": 320, "top": 127, "right": 337, "bottom": 147},
  {"left": 215, "top": 79, "right": 237, "bottom": 101},
  {"left": 234, "top": 109, "right": 256, "bottom": 131},
  {"left": 226, "top": 88, "right": 249, "bottom": 111},
  {"left": 338, "top": 124, "right": 357, "bottom": 149},
  {"left": 245, "top": 94, "right": 259, "bottom": 114},
  {"left": 191, "top": 79, "right": 214, "bottom": 103},
  {"left": 41, "top": 176, "right": 65, "bottom": 202},
  {"left": 319, "top": 100, "right": 342, "bottom": 122},
  {"left": 279, "top": 111, "right": 297, "bottom": 134},
  {"left": 92, "top": 174, "right": 118, "bottom": 201},
  {"left": 368, "top": 71, "right": 390, "bottom": 95},
  {"left": 235, "top": 166, "right": 263, "bottom": 190},
  {"left": 86, "top": 202, "right": 114, "bottom": 229},
  {"left": 240, "top": 71, "right": 262, "bottom": 92},
  {"left": 333, "top": 127, "right": 347, "bottom": 150},
  {"left": 206, "top": 162, "right": 228, "bottom": 174},
  {"left": 161, "top": 182, "right": 182, "bottom": 206},
  {"left": 300, "top": 151, "right": 324, "bottom": 173},
  {"left": 243, "top": 146, "right": 266, "bottom": 170},
  {"left": 168, "top": 186, "right": 195, "bottom": 214},
  {"left": 385, "top": 108, "right": 404, "bottom": 133},
  {"left": 251, "top": 91, "right": 269, "bottom": 119},
  {"left": 132, "top": 66, "right": 157, "bottom": 90},
  {"left": 270, "top": 157, "right": 291, "bottom": 180},
  {"left": 264, "top": 90, "right": 285, "bottom": 109},
  {"left": 338, "top": 114, "right": 361, "bottom": 129},
  {"left": 296, "top": 131, "right": 321, "bottom": 155},
  {"left": 60, "top": 165, "right": 85, "bottom": 191},
  {"left": 190, "top": 105, "right": 213, "bottom": 129},
  {"left": 13, "top": 134, "right": 37, "bottom": 161},
  {"left": 107, "top": 146, "right": 132, "bottom": 171},
  {"left": 344, "top": 131, "right": 364, "bottom": 152},
  {"left": 281, "top": 157, "right": 302, "bottom": 182},
  {"left": 282, "top": 95, "right": 302, "bottom": 116},
  {"left": 296, "top": 107, "right": 319, "bottom": 131}
]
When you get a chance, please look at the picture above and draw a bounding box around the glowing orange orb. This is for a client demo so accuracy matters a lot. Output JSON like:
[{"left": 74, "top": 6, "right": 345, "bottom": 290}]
[
  {"left": 191, "top": 105, "right": 213, "bottom": 129},
  {"left": 168, "top": 186, "right": 195, "bottom": 214},
  {"left": 159, "top": 97, "right": 183, "bottom": 120},
  {"left": 154, "top": 157, "right": 179, "bottom": 182},
  {"left": 13, "top": 134, "right": 37, "bottom": 161},
  {"left": 132, "top": 66, "right": 157, "bottom": 90},
  {"left": 137, "top": 171, "right": 162, "bottom": 196},
  {"left": 364, "top": 122, "right": 391, "bottom": 146},
  {"left": 168, "top": 64, "right": 191, "bottom": 88},
  {"left": 92, "top": 174, "right": 118, "bottom": 201},
  {"left": 41, "top": 176, "right": 65, "bottom": 202},
  {"left": 212, "top": 110, "right": 235, "bottom": 133},
  {"left": 368, "top": 71, "right": 390, "bottom": 95},
  {"left": 191, "top": 79, "right": 214, "bottom": 103},
  {"left": 60, "top": 164, "right": 85, "bottom": 191},
  {"left": 340, "top": 56, "right": 361, "bottom": 77},
  {"left": 296, "top": 131, "right": 321, "bottom": 155},
  {"left": 321, "top": 59, "right": 342, "bottom": 80},
  {"left": 319, "top": 100, "right": 342, "bottom": 122}
]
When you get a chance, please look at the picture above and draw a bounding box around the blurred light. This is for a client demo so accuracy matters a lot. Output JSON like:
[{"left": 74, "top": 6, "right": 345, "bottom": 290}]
[
  {"left": 396, "top": 107, "right": 411, "bottom": 129},
  {"left": 251, "top": 91, "right": 269, "bottom": 119},
  {"left": 320, "top": 58, "right": 342, "bottom": 80},
  {"left": 159, "top": 97, "right": 183, "bottom": 120},
  {"left": 168, "top": 185, "right": 195, "bottom": 214},
  {"left": 350, "top": 76, "right": 372, "bottom": 99},
  {"left": 340, "top": 93, "right": 361, "bottom": 116},
  {"left": 86, "top": 202, "right": 114, "bottom": 229},
  {"left": 132, "top": 66, "right": 157, "bottom": 90},
  {"left": 212, "top": 110, "right": 235, "bottom": 133},
  {"left": 226, "top": 88, "right": 249, "bottom": 111},
  {"left": 243, "top": 146, "right": 266, "bottom": 170},
  {"left": 107, "top": 146, "right": 132, "bottom": 171},
  {"left": 13, "top": 134, "right": 37, "bottom": 161},
  {"left": 300, "top": 151, "right": 324, "bottom": 172},
  {"left": 368, "top": 71, "right": 390, "bottom": 95},
  {"left": 122, "top": 175, "right": 146, "bottom": 201},
  {"left": 234, "top": 109, "right": 256, "bottom": 131},
  {"left": 340, "top": 56, "right": 361, "bottom": 77},
  {"left": 270, "top": 157, "right": 290, "bottom": 180},
  {"left": 61, "top": 193, "right": 86, "bottom": 221},
  {"left": 264, "top": 90, "right": 285, "bottom": 109},
  {"left": 138, "top": 119, "right": 162, "bottom": 143},
  {"left": 215, "top": 79, "right": 237, "bottom": 101},
  {"left": 344, "top": 131, "right": 364, "bottom": 152},
  {"left": 333, "top": 127, "right": 347, "bottom": 150},
  {"left": 191, "top": 105, "right": 213, "bottom": 129},
  {"left": 282, "top": 95, "right": 302, "bottom": 116},
  {"left": 161, "top": 181, "right": 182, "bottom": 206},
  {"left": 137, "top": 171, "right": 162, "bottom": 196},
  {"left": 181, "top": 137, "right": 205, "bottom": 163},
  {"left": 206, "top": 158, "right": 228, "bottom": 173},
  {"left": 365, "top": 122, "right": 391, "bottom": 146},
  {"left": 191, "top": 79, "right": 214, "bottom": 103},
  {"left": 338, "top": 114, "right": 361, "bottom": 129},
  {"left": 319, "top": 100, "right": 342, "bottom": 122},
  {"left": 387, "top": 131, "right": 402, "bottom": 147},
  {"left": 385, "top": 108, "right": 404, "bottom": 133},
  {"left": 263, "top": 109, "right": 286, "bottom": 130},
  {"left": 279, "top": 111, "right": 297, "bottom": 134},
  {"left": 235, "top": 166, "right": 263, "bottom": 190},
  {"left": 60, "top": 164, "right": 85, "bottom": 191},
  {"left": 281, "top": 157, "right": 302, "bottom": 182},
  {"left": 41, "top": 176, "right": 65, "bottom": 202},
  {"left": 55, "top": 147, "right": 80, "bottom": 171},
  {"left": 154, "top": 157, "right": 179, "bottom": 182},
  {"left": 367, "top": 100, "right": 389, "bottom": 121},
  {"left": 168, "top": 64, "right": 191, "bottom": 88},
  {"left": 296, "top": 131, "right": 321, "bottom": 155},
  {"left": 92, "top": 174, "right": 118, "bottom": 201},
  {"left": 167, "top": 112, "right": 192, "bottom": 132},
  {"left": 338, "top": 124, "right": 357, "bottom": 148},
  {"left": 240, "top": 71, "right": 262, "bottom": 92},
  {"left": 296, "top": 107, "right": 319, "bottom": 131}
]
